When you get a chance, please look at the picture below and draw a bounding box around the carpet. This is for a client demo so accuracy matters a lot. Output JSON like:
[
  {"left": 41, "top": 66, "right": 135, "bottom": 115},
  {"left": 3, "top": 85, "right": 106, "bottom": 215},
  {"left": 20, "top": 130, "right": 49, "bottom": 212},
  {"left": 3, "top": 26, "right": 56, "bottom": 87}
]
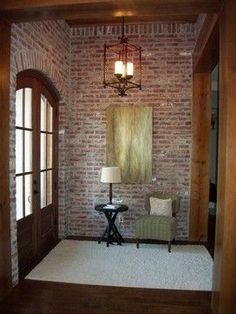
[{"left": 26, "top": 240, "right": 213, "bottom": 291}]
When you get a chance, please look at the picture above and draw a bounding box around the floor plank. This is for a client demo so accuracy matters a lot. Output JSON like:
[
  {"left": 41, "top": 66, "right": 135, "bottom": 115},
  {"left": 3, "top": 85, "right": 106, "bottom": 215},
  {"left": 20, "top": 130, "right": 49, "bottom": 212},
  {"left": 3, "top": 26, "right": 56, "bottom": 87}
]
[{"left": 0, "top": 279, "right": 212, "bottom": 314}]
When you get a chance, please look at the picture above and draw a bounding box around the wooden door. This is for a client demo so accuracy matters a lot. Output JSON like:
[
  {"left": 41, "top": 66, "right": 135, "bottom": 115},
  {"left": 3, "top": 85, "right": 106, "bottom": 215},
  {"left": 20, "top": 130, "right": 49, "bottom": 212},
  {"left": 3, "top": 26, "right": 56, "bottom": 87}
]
[
  {"left": 37, "top": 81, "right": 58, "bottom": 258},
  {"left": 15, "top": 71, "right": 58, "bottom": 278}
]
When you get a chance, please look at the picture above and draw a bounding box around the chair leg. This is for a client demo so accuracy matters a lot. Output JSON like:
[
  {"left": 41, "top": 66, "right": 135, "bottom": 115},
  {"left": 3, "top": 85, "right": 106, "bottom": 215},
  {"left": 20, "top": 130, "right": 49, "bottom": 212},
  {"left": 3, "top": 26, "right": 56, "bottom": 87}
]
[
  {"left": 168, "top": 241, "right": 171, "bottom": 253},
  {"left": 136, "top": 239, "right": 140, "bottom": 248}
]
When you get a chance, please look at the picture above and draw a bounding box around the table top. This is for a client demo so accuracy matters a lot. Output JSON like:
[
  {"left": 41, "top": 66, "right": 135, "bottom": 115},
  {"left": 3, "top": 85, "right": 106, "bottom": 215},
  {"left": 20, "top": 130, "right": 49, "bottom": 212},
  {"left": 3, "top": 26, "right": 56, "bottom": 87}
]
[{"left": 95, "top": 204, "right": 128, "bottom": 213}]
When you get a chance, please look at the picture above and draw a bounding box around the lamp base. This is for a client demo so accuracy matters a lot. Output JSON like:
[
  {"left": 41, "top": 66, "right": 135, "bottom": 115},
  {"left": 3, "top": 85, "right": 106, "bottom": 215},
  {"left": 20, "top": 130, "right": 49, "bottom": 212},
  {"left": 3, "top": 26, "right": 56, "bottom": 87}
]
[{"left": 109, "top": 183, "right": 112, "bottom": 204}]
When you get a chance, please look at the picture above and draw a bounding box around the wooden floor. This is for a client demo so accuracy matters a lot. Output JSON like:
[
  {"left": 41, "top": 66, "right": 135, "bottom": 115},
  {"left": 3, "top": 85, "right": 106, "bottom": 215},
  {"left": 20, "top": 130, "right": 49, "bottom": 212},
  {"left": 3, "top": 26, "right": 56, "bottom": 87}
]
[{"left": 0, "top": 279, "right": 212, "bottom": 314}]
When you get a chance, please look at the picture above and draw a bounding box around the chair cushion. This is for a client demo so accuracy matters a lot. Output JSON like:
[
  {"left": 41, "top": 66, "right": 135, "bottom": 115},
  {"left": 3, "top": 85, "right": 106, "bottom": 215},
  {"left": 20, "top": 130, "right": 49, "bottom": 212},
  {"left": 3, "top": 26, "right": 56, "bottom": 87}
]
[
  {"left": 135, "top": 215, "right": 176, "bottom": 241},
  {"left": 149, "top": 197, "right": 172, "bottom": 216},
  {"left": 145, "top": 192, "right": 180, "bottom": 215}
]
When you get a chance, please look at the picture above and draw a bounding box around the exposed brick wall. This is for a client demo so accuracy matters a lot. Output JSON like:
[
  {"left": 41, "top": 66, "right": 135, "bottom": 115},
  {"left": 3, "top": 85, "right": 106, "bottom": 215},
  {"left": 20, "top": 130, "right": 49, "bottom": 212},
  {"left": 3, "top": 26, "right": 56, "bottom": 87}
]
[
  {"left": 68, "top": 23, "right": 196, "bottom": 240},
  {"left": 10, "top": 20, "right": 71, "bottom": 285},
  {"left": 9, "top": 20, "right": 196, "bottom": 286}
]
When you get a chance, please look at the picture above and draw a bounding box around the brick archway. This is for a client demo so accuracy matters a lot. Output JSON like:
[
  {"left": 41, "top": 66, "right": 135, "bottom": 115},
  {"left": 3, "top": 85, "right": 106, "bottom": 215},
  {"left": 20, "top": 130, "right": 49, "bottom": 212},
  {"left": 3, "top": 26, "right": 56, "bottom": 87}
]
[{"left": 9, "top": 25, "right": 70, "bottom": 285}]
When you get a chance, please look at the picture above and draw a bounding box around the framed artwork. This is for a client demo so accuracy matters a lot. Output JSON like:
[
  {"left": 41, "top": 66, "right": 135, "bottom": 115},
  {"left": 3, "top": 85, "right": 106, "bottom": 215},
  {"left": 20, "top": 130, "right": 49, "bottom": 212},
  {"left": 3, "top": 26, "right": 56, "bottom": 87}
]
[{"left": 106, "top": 106, "right": 152, "bottom": 184}]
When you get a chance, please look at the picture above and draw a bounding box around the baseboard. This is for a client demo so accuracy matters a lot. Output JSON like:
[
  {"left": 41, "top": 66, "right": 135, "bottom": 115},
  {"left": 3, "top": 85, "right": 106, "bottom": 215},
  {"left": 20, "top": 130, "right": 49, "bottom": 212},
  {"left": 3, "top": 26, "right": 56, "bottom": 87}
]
[
  {"left": 66, "top": 235, "right": 207, "bottom": 246},
  {"left": 67, "top": 236, "right": 100, "bottom": 241}
]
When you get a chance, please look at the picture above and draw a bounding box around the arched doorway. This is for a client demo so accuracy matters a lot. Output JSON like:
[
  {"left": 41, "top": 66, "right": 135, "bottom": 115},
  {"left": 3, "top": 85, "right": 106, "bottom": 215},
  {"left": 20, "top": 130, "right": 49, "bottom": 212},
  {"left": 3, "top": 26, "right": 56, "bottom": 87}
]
[{"left": 15, "top": 70, "right": 59, "bottom": 279}]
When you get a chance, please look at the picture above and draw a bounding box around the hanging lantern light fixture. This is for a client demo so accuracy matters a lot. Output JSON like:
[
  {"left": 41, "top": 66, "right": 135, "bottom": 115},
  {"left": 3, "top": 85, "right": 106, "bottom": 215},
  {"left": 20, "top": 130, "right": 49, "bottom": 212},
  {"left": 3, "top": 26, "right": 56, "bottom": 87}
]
[{"left": 103, "top": 17, "right": 142, "bottom": 96}]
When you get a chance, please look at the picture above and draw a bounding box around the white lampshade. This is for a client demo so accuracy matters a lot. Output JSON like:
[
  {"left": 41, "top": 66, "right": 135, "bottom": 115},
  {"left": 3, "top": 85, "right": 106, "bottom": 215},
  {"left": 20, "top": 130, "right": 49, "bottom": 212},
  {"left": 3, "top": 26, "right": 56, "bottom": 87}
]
[{"left": 100, "top": 167, "right": 121, "bottom": 183}]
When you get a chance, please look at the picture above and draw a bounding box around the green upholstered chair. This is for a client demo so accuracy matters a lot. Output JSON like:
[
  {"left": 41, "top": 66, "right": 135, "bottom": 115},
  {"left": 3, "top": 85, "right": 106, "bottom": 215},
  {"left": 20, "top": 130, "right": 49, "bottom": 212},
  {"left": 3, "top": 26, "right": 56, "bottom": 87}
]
[{"left": 135, "top": 192, "right": 180, "bottom": 252}]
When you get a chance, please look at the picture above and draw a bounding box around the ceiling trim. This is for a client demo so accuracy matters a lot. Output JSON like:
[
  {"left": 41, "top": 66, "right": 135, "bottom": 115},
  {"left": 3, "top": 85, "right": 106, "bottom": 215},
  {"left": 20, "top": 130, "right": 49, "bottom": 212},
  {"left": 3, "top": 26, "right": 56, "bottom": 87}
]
[
  {"left": 0, "top": 0, "right": 220, "bottom": 24},
  {"left": 67, "top": 15, "right": 198, "bottom": 26}
]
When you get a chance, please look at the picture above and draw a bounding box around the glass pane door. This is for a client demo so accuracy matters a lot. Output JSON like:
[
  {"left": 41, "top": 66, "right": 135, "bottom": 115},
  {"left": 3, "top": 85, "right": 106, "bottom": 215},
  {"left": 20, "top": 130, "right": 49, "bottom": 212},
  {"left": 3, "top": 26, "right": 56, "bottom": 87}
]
[
  {"left": 40, "top": 94, "right": 53, "bottom": 209},
  {"left": 15, "top": 71, "right": 58, "bottom": 280},
  {"left": 15, "top": 88, "right": 33, "bottom": 220}
]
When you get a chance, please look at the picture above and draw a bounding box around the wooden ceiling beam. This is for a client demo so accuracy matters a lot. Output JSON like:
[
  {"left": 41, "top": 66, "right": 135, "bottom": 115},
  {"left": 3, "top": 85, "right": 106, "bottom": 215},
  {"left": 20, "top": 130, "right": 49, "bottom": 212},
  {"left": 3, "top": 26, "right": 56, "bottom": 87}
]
[
  {"left": 193, "top": 14, "right": 219, "bottom": 73},
  {"left": 0, "top": 0, "right": 115, "bottom": 11},
  {"left": 0, "top": 0, "right": 220, "bottom": 12},
  {"left": 0, "top": 0, "right": 220, "bottom": 24}
]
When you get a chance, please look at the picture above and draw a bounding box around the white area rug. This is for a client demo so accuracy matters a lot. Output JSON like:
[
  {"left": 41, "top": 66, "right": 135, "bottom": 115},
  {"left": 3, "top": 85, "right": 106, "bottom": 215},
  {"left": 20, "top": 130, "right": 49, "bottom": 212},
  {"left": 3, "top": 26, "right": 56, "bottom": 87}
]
[{"left": 27, "top": 240, "right": 213, "bottom": 291}]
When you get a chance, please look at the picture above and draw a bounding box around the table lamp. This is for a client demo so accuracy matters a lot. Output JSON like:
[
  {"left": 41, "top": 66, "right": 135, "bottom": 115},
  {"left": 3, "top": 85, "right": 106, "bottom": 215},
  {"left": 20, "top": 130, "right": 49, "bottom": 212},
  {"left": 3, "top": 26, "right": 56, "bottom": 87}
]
[{"left": 101, "top": 167, "right": 121, "bottom": 204}]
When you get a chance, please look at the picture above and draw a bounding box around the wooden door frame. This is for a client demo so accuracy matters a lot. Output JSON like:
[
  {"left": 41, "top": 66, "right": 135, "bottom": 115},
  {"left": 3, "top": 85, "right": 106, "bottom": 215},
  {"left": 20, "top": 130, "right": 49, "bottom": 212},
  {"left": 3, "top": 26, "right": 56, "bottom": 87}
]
[
  {"left": 0, "top": 19, "right": 12, "bottom": 300},
  {"left": 212, "top": 1, "right": 236, "bottom": 312},
  {"left": 190, "top": 71, "right": 212, "bottom": 241},
  {"left": 191, "top": 2, "right": 236, "bottom": 312},
  {"left": 189, "top": 14, "right": 219, "bottom": 241}
]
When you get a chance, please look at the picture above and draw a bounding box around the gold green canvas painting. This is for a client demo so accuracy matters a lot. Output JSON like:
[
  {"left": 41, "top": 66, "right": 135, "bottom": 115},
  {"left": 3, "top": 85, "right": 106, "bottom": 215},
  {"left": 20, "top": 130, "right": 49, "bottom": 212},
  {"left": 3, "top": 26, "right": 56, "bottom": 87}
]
[{"left": 106, "top": 106, "right": 152, "bottom": 184}]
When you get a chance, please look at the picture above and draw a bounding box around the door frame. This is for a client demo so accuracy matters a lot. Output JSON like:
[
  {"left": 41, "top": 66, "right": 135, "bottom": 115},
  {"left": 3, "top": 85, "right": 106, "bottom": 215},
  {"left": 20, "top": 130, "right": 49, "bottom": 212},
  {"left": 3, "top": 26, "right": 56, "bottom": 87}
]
[
  {"left": 189, "top": 15, "right": 219, "bottom": 241},
  {"left": 0, "top": 19, "right": 12, "bottom": 300}
]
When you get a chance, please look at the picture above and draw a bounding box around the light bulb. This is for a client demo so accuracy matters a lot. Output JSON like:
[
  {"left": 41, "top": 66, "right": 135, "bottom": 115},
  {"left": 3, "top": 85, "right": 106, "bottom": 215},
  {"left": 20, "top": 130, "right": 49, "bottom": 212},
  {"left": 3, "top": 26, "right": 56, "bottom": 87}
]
[
  {"left": 127, "top": 62, "right": 134, "bottom": 77},
  {"left": 114, "top": 61, "right": 123, "bottom": 77},
  {"left": 122, "top": 63, "right": 126, "bottom": 78}
]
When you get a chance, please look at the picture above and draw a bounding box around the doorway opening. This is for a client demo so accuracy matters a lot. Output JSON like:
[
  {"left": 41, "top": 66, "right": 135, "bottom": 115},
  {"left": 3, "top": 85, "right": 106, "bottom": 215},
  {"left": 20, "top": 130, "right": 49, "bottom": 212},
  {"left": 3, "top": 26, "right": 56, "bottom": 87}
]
[{"left": 208, "top": 64, "right": 219, "bottom": 257}]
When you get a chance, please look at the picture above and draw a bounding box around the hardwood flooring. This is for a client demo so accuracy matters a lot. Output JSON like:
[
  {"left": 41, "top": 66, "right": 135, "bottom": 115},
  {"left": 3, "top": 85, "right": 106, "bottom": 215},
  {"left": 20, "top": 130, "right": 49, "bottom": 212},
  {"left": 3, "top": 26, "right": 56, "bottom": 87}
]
[{"left": 0, "top": 279, "right": 212, "bottom": 314}]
